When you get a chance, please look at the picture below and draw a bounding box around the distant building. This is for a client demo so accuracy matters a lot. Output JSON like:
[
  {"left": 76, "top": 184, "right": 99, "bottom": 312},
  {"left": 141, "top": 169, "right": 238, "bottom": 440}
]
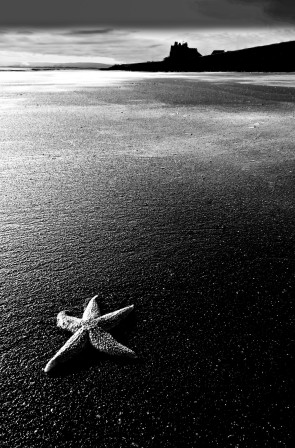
[{"left": 166, "top": 42, "right": 202, "bottom": 62}]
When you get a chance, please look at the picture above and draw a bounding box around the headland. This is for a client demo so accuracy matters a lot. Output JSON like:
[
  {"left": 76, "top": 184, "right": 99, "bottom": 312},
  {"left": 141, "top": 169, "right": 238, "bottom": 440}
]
[{"left": 103, "top": 40, "right": 295, "bottom": 72}]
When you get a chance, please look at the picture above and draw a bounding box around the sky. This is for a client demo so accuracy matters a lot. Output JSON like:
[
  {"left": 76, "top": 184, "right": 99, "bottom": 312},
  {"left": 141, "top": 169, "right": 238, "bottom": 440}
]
[{"left": 0, "top": 0, "right": 295, "bottom": 66}]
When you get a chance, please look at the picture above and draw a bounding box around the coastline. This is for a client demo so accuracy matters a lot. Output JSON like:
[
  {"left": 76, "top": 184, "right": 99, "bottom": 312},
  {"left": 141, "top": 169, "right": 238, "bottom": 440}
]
[{"left": 104, "top": 40, "right": 295, "bottom": 73}]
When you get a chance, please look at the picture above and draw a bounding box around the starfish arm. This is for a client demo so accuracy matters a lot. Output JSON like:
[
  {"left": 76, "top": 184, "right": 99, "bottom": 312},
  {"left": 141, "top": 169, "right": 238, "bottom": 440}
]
[
  {"left": 89, "top": 328, "right": 137, "bottom": 358},
  {"left": 57, "top": 311, "right": 82, "bottom": 333},
  {"left": 95, "top": 305, "right": 134, "bottom": 331},
  {"left": 82, "top": 295, "right": 100, "bottom": 320},
  {"left": 44, "top": 328, "right": 88, "bottom": 373}
]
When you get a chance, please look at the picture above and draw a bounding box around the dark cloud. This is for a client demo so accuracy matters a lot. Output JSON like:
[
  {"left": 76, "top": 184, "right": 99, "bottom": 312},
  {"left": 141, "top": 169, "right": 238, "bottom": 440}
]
[
  {"left": 15, "top": 29, "right": 34, "bottom": 34},
  {"left": 66, "top": 28, "right": 114, "bottom": 35},
  {"left": 0, "top": 1, "right": 144, "bottom": 26},
  {"left": 0, "top": 0, "right": 294, "bottom": 27},
  {"left": 230, "top": 0, "right": 295, "bottom": 22},
  {"left": 1, "top": 1, "right": 90, "bottom": 25},
  {"left": 189, "top": 0, "right": 268, "bottom": 27}
]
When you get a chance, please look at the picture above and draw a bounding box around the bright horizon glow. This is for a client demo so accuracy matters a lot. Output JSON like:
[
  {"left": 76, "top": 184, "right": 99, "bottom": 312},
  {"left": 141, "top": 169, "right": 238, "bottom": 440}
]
[
  {"left": 1, "top": 70, "right": 295, "bottom": 93},
  {"left": 1, "top": 26, "right": 295, "bottom": 67},
  {"left": 0, "top": 50, "right": 118, "bottom": 67}
]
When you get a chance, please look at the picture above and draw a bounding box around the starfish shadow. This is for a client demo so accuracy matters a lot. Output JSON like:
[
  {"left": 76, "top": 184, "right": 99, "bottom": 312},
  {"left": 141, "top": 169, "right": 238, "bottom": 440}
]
[{"left": 47, "top": 343, "right": 141, "bottom": 378}]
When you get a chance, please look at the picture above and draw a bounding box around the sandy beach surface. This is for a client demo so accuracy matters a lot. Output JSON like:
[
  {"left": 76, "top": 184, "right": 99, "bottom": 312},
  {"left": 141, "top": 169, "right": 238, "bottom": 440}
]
[{"left": 0, "top": 71, "right": 294, "bottom": 447}]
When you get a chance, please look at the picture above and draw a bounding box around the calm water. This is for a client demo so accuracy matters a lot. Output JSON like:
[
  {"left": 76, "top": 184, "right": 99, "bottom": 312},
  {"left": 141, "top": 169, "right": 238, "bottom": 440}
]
[{"left": 1, "top": 69, "right": 295, "bottom": 90}]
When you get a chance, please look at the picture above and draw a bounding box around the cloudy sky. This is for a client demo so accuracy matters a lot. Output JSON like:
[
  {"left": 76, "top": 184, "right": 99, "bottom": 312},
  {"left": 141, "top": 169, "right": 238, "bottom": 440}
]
[{"left": 1, "top": 0, "right": 295, "bottom": 66}]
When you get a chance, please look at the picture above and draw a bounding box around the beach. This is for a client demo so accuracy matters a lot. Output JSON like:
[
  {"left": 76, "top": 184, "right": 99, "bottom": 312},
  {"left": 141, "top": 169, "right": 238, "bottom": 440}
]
[{"left": 0, "top": 71, "right": 294, "bottom": 447}]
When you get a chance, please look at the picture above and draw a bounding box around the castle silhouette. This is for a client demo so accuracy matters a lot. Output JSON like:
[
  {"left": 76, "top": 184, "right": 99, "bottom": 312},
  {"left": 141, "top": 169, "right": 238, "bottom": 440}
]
[{"left": 166, "top": 42, "right": 202, "bottom": 62}]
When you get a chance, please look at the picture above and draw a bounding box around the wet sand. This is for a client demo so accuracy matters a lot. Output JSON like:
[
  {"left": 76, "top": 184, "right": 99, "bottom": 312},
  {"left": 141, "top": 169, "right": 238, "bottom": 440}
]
[{"left": 0, "top": 72, "right": 295, "bottom": 447}]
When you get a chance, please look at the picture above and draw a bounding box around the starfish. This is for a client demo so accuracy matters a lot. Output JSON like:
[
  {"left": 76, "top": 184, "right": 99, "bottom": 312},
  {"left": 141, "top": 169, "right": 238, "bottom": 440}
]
[{"left": 44, "top": 295, "right": 136, "bottom": 373}]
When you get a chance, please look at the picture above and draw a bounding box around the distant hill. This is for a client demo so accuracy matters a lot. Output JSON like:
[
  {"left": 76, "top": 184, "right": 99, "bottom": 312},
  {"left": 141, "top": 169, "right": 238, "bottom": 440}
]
[{"left": 103, "top": 40, "right": 295, "bottom": 72}]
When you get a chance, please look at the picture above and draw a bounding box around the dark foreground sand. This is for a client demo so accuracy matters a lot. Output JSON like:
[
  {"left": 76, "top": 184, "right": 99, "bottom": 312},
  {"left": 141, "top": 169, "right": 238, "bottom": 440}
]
[{"left": 0, "top": 73, "right": 295, "bottom": 447}]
